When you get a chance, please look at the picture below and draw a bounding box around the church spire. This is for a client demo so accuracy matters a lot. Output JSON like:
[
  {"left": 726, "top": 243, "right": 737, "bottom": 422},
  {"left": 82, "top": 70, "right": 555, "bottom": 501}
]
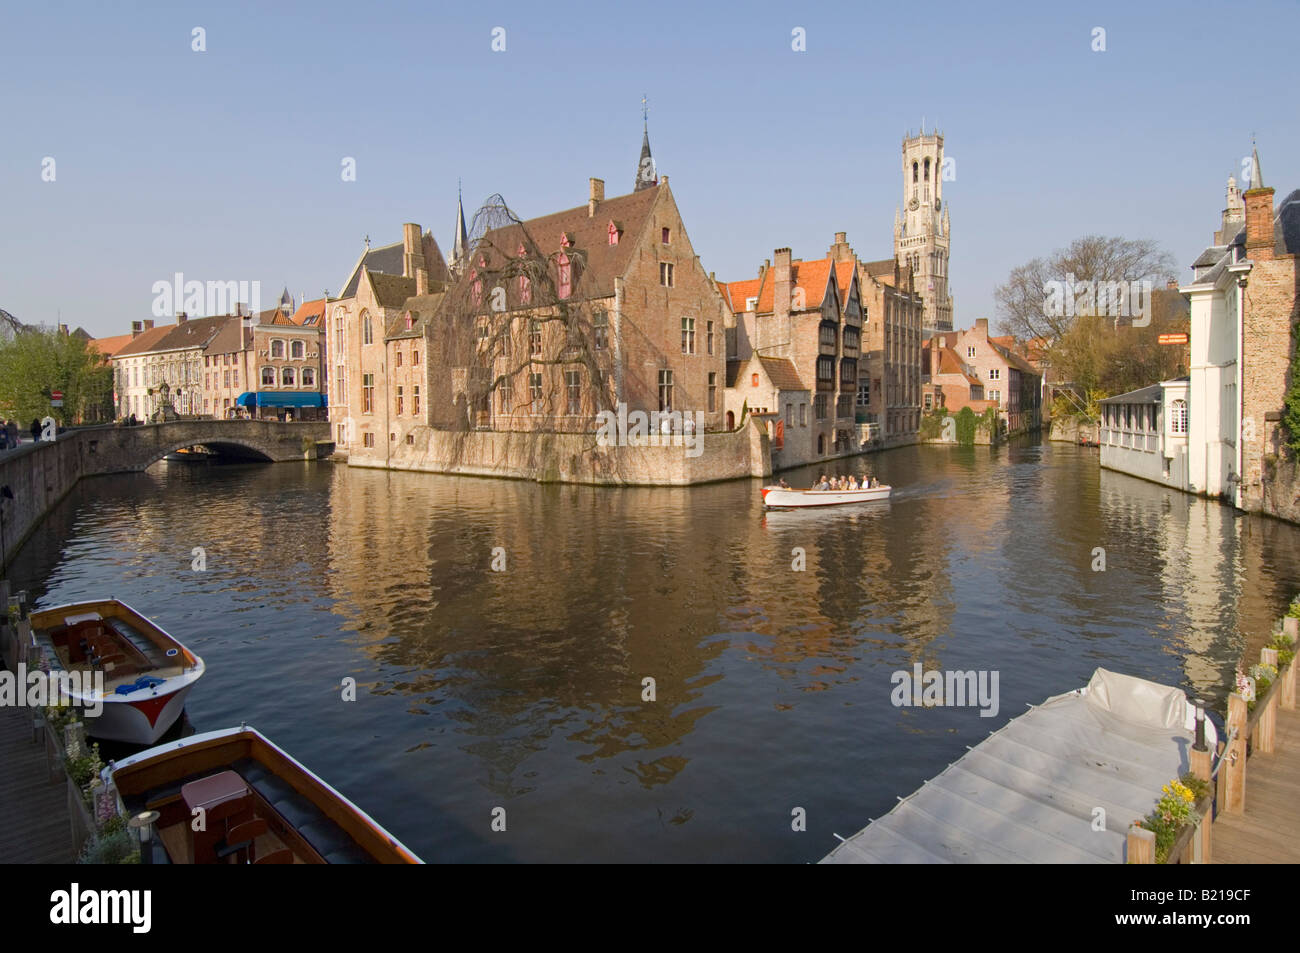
[
  {"left": 451, "top": 180, "right": 469, "bottom": 273},
  {"left": 634, "top": 96, "right": 657, "bottom": 191},
  {"left": 1248, "top": 139, "right": 1264, "bottom": 191}
]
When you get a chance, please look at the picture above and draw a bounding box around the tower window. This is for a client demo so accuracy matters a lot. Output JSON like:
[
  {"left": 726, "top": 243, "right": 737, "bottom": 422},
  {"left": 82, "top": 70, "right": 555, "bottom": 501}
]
[
  {"left": 912, "top": 162, "right": 918, "bottom": 183},
  {"left": 924, "top": 157, "right": 931, "bottom": 181}
]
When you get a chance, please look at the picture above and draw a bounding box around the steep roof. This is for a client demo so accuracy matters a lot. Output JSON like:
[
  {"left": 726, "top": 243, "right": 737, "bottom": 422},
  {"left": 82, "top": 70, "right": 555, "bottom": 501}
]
[
  {"left": 934, "top": 347, "right": 981, "bottom": 386},
  {"left": 1100, "top": 383, "right": 1164, "bottom": 405},
  {"left": 386, "top": 292, "right": 446, "bottom": 340},
  {"left": 758, "top": 356, "right": 807, "bottom": 391},
  {"left": 471, "top": 184, "right": 662, "bottom": 302},
  {"left": 340, "top": 241, "right": 405, "bottom": 299},
  {"left": 367, "top": 270, "right": 418, "bottom": 309},
  {"left": 205, "top": 316, "right": 246, "bottom": 354}
]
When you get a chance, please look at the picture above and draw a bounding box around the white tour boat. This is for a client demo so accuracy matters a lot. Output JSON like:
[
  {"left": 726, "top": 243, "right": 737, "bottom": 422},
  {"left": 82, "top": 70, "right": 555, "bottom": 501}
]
[{"left": 761, "top": 484, "right": 892, "bottom": 508}]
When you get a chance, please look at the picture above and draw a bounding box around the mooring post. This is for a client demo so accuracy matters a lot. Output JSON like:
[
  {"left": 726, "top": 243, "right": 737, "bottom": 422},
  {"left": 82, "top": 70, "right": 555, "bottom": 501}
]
[
  {"left": 1259, "top": 647, "right": 1279, "bottom": 753},
  {"left": 1284, "top": 618, "right": 1298, "bottom": 711},
  {"left": 1224, "top": 693, "right": 1248, "bottom": 814},
  {"left": 1190, "top": 703, "right": 1213, "bottom": 863},
  {"left": 1127, "top": 824, "right": 1155, "bottom": 864}
]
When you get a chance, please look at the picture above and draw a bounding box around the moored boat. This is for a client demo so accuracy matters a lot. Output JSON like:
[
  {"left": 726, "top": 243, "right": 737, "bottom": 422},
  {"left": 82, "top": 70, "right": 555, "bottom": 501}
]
[
  {"left": 107, "top": 725, "right": 423, "bottom": 864},
  {"left": 28, "top": 600, "right": 204, "bottom": 745},
  {"left": 761, "top": 484, "right": 892, "bottom": 508}
]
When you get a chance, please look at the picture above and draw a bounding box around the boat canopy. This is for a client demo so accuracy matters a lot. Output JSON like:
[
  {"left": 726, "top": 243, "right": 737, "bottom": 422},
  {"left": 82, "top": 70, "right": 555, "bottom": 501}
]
[
  {"left": 821, "top": 668, "right": 1201, "bottom": 864},
  {"left": 235, "top": 391, "right": 326, "bottom": 409}
]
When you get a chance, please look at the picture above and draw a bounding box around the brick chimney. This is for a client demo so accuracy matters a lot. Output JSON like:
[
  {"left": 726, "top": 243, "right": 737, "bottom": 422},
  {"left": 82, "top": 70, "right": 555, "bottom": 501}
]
[
  {"left": 975, "top": 317, "right": 989, "bottom": 338},
  {"left": 588, "top": 178, "right": 604, "bottom": 217},
  {"left": 177, "top": 311, "right": 188, "bottom": 323},
  {"left": 1245, "top": 187, "right": 1275, "bottom": 263},
  {"left": 143, "top": 319, "right": 154, "bottom": 331},
  {"left": 131, "top": 320, "right": 143, "bottom": 338},
  {"left": 774, "top": 248, "right": 793, "bottom": 321},
  {"left": 402, "top": 223, "right": 422, "bottom": 279}
]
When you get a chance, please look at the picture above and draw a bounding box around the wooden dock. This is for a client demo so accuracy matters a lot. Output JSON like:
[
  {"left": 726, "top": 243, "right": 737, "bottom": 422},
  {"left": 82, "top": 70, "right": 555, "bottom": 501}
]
[
  {"left": 1212, "top": 701, "right": 1300, "bottom": 863},
  {"left": 0, "top": 703, "right": 74, "bottom": 863}
]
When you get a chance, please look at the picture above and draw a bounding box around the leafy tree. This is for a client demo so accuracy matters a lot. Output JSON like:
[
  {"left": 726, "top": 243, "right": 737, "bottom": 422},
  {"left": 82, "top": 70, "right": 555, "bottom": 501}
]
[{"left": 0, "top": 328, "right": 112, "bottom": 425}]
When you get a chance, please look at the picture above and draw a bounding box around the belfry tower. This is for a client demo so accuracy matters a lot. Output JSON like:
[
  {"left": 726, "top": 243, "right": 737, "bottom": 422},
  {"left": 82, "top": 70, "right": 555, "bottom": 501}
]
[{"left": 893, "top": 124, "right": 954, "bottom": 332}]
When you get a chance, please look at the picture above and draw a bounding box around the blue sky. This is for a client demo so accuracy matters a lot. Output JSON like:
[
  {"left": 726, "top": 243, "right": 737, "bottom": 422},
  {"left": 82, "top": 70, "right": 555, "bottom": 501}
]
[{"left": 2, "top": 0, "right": 1296, "bottom": 338}]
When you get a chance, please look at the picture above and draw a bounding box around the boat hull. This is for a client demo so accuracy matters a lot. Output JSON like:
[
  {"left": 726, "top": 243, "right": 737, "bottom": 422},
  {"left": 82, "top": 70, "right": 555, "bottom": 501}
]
[
  {"left": 28, "top": 599, "right": 204, "bottom": 746},
  {"left": 761, "top": 486, "right": 892, "bottom": 508}
]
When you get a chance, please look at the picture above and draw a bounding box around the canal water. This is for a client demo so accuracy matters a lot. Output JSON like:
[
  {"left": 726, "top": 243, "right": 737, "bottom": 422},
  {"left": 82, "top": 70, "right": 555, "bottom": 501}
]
[{"left": 11, "top": 438, "right": 1300, "bottom": 862}]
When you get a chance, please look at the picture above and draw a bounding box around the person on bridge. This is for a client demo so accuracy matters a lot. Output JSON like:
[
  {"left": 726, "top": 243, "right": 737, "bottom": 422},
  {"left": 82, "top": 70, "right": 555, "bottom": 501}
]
[{"left": 30, "top": 419, "right": 41, "bottom": 443}]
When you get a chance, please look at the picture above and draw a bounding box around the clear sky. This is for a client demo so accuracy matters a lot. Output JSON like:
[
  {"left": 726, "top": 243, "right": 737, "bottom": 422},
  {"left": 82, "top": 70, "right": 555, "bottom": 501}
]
[{"left": 2, "top": 0, "right": 1296, "bottom": 339}]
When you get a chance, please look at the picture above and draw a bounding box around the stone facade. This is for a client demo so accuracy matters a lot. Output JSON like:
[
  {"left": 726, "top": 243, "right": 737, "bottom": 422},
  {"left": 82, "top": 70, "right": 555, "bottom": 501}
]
[
  {"left": 894, "top": 127, "right": 954, "bottom": 333},
  {"left": 858, "top": 257, "right": 924, "bottom": 443}
]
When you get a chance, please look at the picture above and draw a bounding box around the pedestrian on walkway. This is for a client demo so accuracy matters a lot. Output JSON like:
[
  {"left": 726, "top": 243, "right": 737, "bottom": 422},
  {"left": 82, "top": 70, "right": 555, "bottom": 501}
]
[{"left": 30, "top": 419, "right": 42, "bottom": 442}]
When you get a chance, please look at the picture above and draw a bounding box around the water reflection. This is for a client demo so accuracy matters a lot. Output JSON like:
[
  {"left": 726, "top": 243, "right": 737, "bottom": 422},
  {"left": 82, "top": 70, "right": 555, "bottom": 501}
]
[{"left": 9, "top": 440, "right": 1300, "bottom": 862}]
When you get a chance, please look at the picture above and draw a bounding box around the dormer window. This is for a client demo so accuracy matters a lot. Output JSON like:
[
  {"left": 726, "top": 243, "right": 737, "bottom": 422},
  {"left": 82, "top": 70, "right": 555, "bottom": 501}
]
[
  {"left": 661, "top": 227, "right": 670, "bottom": 244},
  {"left": 405, "top": 312, "right": 414, "bottom": 330},
  {"left": 608, "top": 221, "right": 620, "bottom": 245},
  {"left": 560, "top": 232, "right": 573, "bottom": 248},
  {"left": 558, "top": 251, "right": 572, "bottom": 300}
]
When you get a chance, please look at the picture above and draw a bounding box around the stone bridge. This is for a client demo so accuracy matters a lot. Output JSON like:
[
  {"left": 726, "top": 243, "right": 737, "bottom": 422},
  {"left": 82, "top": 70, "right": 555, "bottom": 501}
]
[
  {"left": 69, "top": 419, "right": 333, "bottom": 474},
  {"left": 0, "top": 420, "right": 332, "bottom": 574}
]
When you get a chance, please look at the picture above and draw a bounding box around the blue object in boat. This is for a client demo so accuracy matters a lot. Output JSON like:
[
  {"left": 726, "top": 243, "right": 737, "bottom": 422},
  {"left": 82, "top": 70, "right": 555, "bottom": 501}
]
[{"left": 115, "top": 676, "right": 166, "bottom": 695}]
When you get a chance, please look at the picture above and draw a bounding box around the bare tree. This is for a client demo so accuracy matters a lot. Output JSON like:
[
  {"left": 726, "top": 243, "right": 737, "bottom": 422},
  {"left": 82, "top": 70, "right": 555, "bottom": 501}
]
[
  {"left": 994, "top": 236, "right": 1177, "bottom": 342},
  {"left": 433, "top": 195, "right": 616, "bottom": 433}
]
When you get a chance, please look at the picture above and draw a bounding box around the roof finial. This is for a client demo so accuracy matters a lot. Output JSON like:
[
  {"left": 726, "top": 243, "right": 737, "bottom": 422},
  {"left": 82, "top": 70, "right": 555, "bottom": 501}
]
[{"left": 642, "top": 94, "right": 648, "bottom": 127}]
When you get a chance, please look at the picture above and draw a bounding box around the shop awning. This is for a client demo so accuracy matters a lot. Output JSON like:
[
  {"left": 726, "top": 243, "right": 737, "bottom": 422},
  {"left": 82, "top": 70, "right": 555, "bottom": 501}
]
[{"left": 235, "top": 391, "right": 326, "bottom": 409}]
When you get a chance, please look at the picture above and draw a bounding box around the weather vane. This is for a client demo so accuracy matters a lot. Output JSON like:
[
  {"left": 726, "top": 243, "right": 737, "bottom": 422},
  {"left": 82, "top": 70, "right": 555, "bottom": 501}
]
[{"left": 641, "top": 95, "right": 648, "bottom": 125}]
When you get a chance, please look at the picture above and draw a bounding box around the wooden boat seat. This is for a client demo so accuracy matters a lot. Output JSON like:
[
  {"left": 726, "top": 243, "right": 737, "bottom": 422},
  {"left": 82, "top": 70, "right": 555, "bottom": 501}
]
[{"left": 231, "top": 758, "right": 373, "bottom": 864}]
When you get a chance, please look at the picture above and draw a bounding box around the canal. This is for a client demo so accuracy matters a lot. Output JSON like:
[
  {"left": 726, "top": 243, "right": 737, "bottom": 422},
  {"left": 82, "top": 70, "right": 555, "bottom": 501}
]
[{"left": 11, "top": 437, "right": 1300, "bottom": 862}]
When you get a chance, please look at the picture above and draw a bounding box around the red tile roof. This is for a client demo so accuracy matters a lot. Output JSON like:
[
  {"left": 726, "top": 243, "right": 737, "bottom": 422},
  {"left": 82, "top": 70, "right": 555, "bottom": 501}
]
[
  {"left": 112, "top": 323, "right": 176, "bottom": 357},
  {"left": 758, "top": 356, "right": 807, "bottom": 391},
  {"left": 87, "top": 333, "right": 135, "bottom": 359},
  {"left": 290, "top": 299, "right": 328, "bottom": 326}
]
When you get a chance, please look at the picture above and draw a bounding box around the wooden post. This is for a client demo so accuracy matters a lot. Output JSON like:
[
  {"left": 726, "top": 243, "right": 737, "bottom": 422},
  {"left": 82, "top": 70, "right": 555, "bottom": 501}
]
[
  {"left": 1224, "top": 693, "right": 1248, "bottom": 813},
  {"left": 15, "top": 618, "right": 31, "bottom": 666},
  {"left": 1197, "top": 799, "right": 1212, "bottom": 863},
  {"left": 1285, "top": 617, "right": 1299, "bottom": 642},
  {"left": 1127, "top": 824, "right": 1156, "bottom": 864},
  {"left": 1259, "top": 648, "right": 1279, "bottom": 754}
]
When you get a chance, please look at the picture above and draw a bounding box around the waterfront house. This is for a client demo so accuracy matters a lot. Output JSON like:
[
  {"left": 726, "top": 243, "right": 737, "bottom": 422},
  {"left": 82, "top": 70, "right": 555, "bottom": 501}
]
[
  {"left": 927, "top": 319, "right": 1043, "bottom": 434},
  {"left": 723, "top": 353, "right": 811, "bottom": 470},
  {"left": 922, "top": 339, "right": 991, "bottom": 414},
  {"left": 1099, "top": 378, "right": 1190, "bottom": 488}
]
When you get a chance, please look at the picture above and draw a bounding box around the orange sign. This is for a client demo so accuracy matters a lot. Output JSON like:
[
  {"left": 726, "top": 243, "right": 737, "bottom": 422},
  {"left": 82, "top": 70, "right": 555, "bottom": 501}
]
[{"left": 1158, "top": 333, "right": 1189, "bottom": 345}]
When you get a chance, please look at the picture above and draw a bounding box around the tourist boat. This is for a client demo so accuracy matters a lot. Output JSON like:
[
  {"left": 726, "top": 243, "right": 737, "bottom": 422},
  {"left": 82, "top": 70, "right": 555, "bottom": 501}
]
[
  {"left": 163, "top": 447, "right": 212, "bottom": 462},
  {"left": 28, "top": 600, "right": 205, "bottom": 745},
  {"left": 761, "top": 484, "right": 892, "bottom": 508},
  {"left": 106, "top": 725, "right": 423, "bottom": 864}
]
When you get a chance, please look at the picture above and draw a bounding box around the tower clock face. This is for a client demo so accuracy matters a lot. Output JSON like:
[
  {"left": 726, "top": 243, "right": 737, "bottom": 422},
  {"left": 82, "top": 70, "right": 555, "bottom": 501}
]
[
  {"left": 935, "top": 199, "right": 942, "bottom": 211},
  {"left": 908, "top": 197, "right": 919, "bottom": 210}
]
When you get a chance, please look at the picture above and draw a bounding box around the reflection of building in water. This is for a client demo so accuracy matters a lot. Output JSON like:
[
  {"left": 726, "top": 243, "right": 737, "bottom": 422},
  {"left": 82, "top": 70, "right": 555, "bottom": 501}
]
[{"left": 1098, "top": 468, "right": 1241, "bottom": 703}]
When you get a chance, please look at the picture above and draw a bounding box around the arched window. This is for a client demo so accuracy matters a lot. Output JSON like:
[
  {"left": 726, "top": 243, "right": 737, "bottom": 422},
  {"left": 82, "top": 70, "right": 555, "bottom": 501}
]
[
  {"left": 282, "top": 366, "right": 296, "bottom": 387},
  {"left": 912, "top": 162, "right": 918, "bottom": 183},
  {"left": 301, "top": 367, "right": 315, "bottom": 388},
  {"left": 924, "top": 157, "right": 930, "bottom": 181},
  {"left": 817, "top": 434, "right": 825, "bottom": 454},
  {"left": 290, "top": 340, "right": 304, "bottom": 359},
  {"left": 1171, "top": 399, "right": 1188, "bottom": 435},
  {"left": 270, "top": 339, "right": 285, "bottom": 358},
  {"left": 261, "top": 366, "right": 275, "bottom": 387},
  {"left": 361, "top": 312, "right": 373, "bottom": 345}
]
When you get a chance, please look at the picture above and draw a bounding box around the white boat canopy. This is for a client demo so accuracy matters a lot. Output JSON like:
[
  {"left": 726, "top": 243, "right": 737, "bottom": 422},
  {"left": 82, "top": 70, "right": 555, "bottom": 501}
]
[{"left": 821, "top": 669, "right": 1205, "bottom": 864}]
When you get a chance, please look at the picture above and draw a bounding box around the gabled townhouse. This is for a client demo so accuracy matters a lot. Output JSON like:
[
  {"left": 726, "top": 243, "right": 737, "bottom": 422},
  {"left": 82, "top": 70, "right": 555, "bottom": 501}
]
[
  {"left": 922, "top": 340, "right": 990, "bottom": 413},
  {"left": 857, "top": 255, "right": 925, "bottom": 444},
  {"left": 928, "top": 319, "right": 1043, "bottom": 433},
  {"left": 431, "top": 171, "right": 728, "bottom": 442}
]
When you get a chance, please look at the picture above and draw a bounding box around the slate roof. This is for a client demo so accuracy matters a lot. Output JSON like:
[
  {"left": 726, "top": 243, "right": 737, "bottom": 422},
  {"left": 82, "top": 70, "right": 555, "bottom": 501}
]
[
  {"left": 339, "top": 242, "right": 405, "bottom": 299},
  {"left": 1100, "top": 383, "right": 1164, "bottom": 405},
  {"left": 150, "top": 314, "right": 230, "bottom": 352},
  {"left": 205, "top": 316, "right": 246, "bottom": 355}
]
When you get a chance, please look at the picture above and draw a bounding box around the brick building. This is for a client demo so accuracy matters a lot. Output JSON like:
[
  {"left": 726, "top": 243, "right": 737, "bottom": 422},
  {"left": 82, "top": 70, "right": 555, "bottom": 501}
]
[
  {"left": 927, "top": 319, "right": 1043, "bottom": 433},
  {"left": 857, "top": 256, "right": 925, "bottom": 443}
]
